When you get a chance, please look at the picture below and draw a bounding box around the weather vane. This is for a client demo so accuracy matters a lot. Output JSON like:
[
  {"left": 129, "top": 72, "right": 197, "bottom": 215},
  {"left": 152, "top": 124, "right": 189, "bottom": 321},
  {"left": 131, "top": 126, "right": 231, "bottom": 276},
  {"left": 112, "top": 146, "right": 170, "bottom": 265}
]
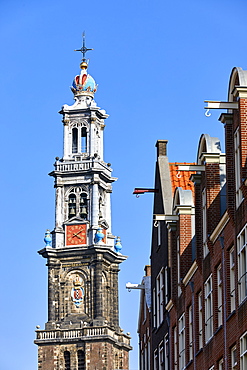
[{"left": 75, "top": 32, "right": 93, "bottom": 63}]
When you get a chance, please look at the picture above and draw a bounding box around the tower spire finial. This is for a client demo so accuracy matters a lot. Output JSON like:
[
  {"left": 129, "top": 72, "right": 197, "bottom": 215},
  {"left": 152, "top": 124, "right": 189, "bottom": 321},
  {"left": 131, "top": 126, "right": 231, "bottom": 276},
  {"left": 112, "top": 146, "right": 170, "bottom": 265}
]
[{"left": 74, "top": 32, "right": 93, "bottom": 69}]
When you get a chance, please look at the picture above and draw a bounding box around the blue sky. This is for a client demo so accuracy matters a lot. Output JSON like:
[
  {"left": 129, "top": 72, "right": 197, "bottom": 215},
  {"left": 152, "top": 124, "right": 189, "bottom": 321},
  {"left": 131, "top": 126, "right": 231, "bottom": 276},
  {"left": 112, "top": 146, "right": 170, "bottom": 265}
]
[{"left": 1, "top": 0, "right": 247, "bottom": 369}]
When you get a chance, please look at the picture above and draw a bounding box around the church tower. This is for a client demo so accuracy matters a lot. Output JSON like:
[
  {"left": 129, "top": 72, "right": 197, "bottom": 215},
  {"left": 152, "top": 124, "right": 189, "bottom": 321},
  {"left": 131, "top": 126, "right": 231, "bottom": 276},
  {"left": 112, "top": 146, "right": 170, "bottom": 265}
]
[{"left": 34, "top": 36, "right": 131, "bottom": 370}]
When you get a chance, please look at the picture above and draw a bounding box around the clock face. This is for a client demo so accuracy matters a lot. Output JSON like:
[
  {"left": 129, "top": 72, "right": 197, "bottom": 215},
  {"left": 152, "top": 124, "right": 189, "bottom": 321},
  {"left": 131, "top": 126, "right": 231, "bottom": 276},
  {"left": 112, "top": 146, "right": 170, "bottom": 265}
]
[{"left": 66, "top": 224, "right": 87, "bottom": 246}]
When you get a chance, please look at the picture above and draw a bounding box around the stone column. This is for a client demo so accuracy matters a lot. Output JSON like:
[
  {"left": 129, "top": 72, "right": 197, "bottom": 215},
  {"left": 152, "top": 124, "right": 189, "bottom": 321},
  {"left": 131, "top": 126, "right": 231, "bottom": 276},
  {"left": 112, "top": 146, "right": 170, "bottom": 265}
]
[
  {"left": 91, "top": 182, "right": 99, "bottom": 228},
  {"left": 63, "top": 120, "right": 70, "bottom": 159},
  {"left": 55, "top": 185, "right": 63, "bottom": 229}
]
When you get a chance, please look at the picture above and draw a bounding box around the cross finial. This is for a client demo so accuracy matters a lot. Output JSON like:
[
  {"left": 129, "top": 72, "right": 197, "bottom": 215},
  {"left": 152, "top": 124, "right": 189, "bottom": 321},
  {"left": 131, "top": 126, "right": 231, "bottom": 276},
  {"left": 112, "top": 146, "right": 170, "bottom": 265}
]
[{"left": 74, "top": 32, "right": 93, "bottom": 63}]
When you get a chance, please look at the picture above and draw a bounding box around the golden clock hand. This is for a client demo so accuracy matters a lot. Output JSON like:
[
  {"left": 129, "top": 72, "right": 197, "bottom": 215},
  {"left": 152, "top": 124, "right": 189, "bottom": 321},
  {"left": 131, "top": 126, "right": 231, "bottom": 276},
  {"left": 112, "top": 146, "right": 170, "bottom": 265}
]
[
  {"left": 73, "top": 229, "right": 83, "bottom": 237},
  {"left": 74, "top": 234, "right": 83, "bottom": 239}
]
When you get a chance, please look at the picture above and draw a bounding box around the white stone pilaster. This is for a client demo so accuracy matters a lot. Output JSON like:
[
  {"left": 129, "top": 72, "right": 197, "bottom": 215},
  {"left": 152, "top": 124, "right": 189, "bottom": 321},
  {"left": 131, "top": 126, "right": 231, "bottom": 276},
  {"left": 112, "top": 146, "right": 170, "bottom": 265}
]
[
  {"left": 63, "top": 122, "right": 70, "bottom": 159},
  {"left": 55, "top": 186, "right": 63, "bottom": 229},
  {"left": 92, "top": 182, "right": 99, "bottom": 227},
  {"left": 105, "top": 191, "right": 112, "bottom": 233}
]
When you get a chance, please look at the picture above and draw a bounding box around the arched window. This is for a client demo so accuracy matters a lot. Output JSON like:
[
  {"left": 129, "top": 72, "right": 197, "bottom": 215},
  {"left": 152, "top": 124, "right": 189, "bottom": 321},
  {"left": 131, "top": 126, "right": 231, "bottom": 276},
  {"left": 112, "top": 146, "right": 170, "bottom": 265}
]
[
  {"left": 80, "top": 193, "right": 88, "bottom": 220},
  {"left": 68, "top": 194, "right": 76, "bottom": 219},
  {"left": 78, "top": 350, "right": 85, "bottom": 370},
  {"left": 72, "top": 128, "right": 78, "bottom": 153},
  {"left": 64, "top": 351, "right": 70, "bottom": 370},
  {"left": 81, "top": 127, "right": 87, "bottom": 153}
]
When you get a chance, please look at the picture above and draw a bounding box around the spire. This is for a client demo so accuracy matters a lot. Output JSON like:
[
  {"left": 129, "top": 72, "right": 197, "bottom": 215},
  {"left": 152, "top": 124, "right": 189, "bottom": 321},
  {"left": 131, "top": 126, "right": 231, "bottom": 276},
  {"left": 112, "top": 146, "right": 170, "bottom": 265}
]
[
  {"left": 72, "top": 32, "right": 97, "bottom": 96},
  {"left": 74, "top": 32, "right": 93, "bottom": 70}
]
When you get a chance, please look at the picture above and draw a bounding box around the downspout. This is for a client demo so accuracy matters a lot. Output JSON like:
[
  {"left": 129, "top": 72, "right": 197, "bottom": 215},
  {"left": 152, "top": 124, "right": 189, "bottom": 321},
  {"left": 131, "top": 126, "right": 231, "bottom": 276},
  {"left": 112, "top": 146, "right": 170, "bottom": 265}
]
[{"left": 220, "top": 236, "right": 228, "bottom": 370}]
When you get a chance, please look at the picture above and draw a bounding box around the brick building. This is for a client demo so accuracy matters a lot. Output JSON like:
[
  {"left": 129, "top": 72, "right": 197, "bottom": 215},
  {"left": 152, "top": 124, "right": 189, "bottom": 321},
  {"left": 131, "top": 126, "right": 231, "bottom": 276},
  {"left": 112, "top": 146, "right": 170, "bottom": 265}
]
[
  {"left": 138, "top": 66, "right": 247, "bottom": 370},
  {"left": 34, "top": 37, "right": 131, "bottom": 370}
]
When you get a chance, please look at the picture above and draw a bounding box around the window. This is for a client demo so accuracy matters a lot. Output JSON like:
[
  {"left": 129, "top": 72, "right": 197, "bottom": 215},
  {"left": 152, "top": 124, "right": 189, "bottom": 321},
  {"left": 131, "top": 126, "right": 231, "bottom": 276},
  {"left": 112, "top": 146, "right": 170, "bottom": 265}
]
[
  {"left": 64, "top": 351, "right": 70, "bottom": 370},
  {"left": 159, "top": 341, "right": 164, "bottom": 370},
  {"left": 156, "top": 269, "right": 164, "bottom": 327},
  {"left": 72, "top": 127, "right": 78, "bottom": 153},
  {"left": 231, "top": 345, "right": 237, "bottom": 369},
  {"left": 153, "top": 287, "right": 156, "bottom": 328},
  {"left": 68, "top": 188, "right": 88, "bottom": 220},
  {"left": 188, "top": 305, "right": 193, "bottom": 361},
  {"left": 140, "top": 343, "right": 144, "bottom": 370},
  {"left": 234, "top": 127, "right": 243, "bottom": 207},
  {"left": 205, "top": 275, "right": 213, "bottom": 342},
  {"left": 202, "top": 188, "right": 209, "bottom": 257},
  {"left": 164, "top": 266, "right": 169, "bottom": 305},
  {"left": 78, "top": 350, "right": 85, "bottom": 370},
  {"left": 198, "top": 291, "right": 203, "bottom": 349},
  {"left": 177, "top": 236, "right": 181, "bottom": 296},
  {"left": 80, "top": 193, "right": 88, "bottom": 220},
  {"left": 164, "top": 335, "right": 169, "bottom": 370},
  {"left": 154, "top": 349, "right": 158, "bottom": 370},
  {"left": 217, "top": 265, "right": 222, "bottom": 327},
  {"left": 218, "top": 358, "right": 223, "bottom": 370},
  {"left": 230, "top": 247, "right": 236, "bottom": 312},
  {"left": 174, "top": 327, "right": 178, "bottom": 370},
  {"left": 81, "top": 127, "right": 87, "bottom": 153},
  {"left": 178, "top": 314, "right": 185, "bottom": 370},
  {"left": 147, "top": 338, "right": 151, "bottom": 370},
  {"left": 237, "top": 226, "right": 247, "bottom": 303},
  {"left": 240, "top": 332, "right": 247, "bottom": 370},
  {"left": 68, "top": 193, "right": 76, "bottom": 218}
]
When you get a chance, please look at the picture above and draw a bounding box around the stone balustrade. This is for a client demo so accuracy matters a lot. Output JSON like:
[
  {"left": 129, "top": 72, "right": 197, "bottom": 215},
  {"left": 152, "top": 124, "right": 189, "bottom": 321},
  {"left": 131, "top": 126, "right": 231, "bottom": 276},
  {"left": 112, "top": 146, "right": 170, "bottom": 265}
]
[
  {"left": 35, "top": 326, "right": 130, "bottom": 345},
  {"left": 54, "top": 160, "right": 111, "bottom": 173}
]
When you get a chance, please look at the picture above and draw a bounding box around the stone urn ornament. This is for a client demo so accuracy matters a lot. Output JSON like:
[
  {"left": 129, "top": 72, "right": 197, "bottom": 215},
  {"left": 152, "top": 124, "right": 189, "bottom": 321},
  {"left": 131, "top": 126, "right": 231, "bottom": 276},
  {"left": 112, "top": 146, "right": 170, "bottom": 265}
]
[
  {"left": 95, "top": 226, "right": 104, "bottom": 244},
  {"left": 114, "top": 236, "right": 122, "bottom": 253},
  {"left": 44, "top": 230, "right": 52, "bottom": 247}
]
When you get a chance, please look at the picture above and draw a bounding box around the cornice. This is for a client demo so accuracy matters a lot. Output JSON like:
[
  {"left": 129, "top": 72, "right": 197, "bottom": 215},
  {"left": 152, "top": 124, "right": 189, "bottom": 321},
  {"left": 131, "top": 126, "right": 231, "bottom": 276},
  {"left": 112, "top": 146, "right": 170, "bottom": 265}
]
[
  {"left": 165, "top": 299, "right": 174, "bottom": 312},
  {"left": 183, "top": 260, "right": 198, "bottom": 286},
  {"left": 209, "top": 211, "right": 230, "bottom": 244}
]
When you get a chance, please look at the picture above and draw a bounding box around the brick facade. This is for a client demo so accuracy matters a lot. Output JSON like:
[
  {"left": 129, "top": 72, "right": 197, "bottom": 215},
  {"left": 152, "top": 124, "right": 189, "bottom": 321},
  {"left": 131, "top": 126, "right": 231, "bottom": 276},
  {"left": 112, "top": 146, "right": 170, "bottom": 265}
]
[{"left": 139, "top": 67, "right": 247, "bottom": 370}]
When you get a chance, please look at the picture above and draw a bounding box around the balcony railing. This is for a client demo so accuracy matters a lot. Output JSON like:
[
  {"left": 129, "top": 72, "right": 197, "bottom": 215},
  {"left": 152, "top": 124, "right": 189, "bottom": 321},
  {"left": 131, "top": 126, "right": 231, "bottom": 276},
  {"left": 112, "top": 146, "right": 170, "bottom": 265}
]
[
  {"left": 54, "top": 160, "right": 111, "bottom": 173},
  {"left": 35, "top": 326, "right": 130, "bottom": 345}
]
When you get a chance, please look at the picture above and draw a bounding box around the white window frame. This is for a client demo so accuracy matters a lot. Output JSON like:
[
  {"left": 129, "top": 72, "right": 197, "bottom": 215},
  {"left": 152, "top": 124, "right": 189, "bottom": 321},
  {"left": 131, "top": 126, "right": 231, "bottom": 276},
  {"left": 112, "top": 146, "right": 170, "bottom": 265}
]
[
  {"left": 238, "top": 225, "right": 247, "bottom": 303},
  {"left": 159, "top": 341, "right": 164, "bottom": 370},
  {"left": 154, "top": 349, "right": 158, "bottom": 370},
  {"left": 164, "top": 266, "right": 169, "bottom": 305},
  {"left": 188, "top": 305, "right": 193, "bottom": 361},
  {"left": 156, "top": 268, "right": 164, "bottom": 327},
  {"left": 240, "top": 332, "right": 247, "bottom": 370},
  {"left": 153, "top": 287, "right": 156, "bottom": 328},
  {"left": 217, "top": 265, "right": 222, "bottom": 327},
  {"left": 198, "top": 291, "right": 203, "bottom": 349},
  {"left": 202, "top": 188, "right": 209, "bottom": 257},
  {"left": 164, "top": 334, "right": 169, "bottom": 370},
  {"left": 174, "top": 326, "right": 178, "bottom": 370},
  {"left": 231, "top": 345, "right": 237, "bottom": 369},
  {"left": 234, "top": 127, "right": 243, "bottom": 208},
  {"left": 218, "top": 358, "right": 223, "bottom": 370},
  {"left": 230, "top": 247, "right": 236, "bottom": 312},
  {"left": 205, "top": 275, "right": 213, "bottom": 343},
  {"left": 178, "top": 314, "right": 185, "bottom": 370}
]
